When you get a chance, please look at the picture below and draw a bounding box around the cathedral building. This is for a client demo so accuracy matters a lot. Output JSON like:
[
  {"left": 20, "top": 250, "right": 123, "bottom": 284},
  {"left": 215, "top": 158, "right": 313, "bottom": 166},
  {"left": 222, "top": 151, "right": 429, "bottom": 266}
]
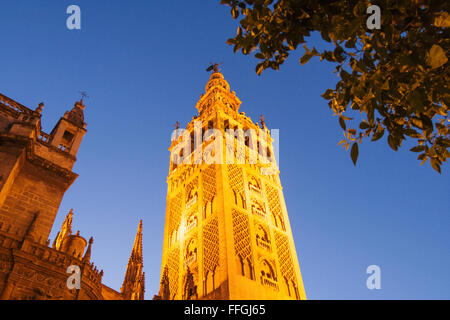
[
  {"left": 157, "top": 66, "right": 306, "bottom": 300},
  {"left": 0, "top": 93, "right": 144, "bottom": 300}
]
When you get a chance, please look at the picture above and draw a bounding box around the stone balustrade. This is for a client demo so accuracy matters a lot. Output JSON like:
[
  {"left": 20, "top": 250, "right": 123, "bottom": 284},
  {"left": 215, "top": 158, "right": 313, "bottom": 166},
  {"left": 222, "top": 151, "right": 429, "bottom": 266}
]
[
  {"left": 0, "top": 93, "right": 33, "bottom": 115},
  {"left": 256, "top": 237, "right": 271, "bottom": 251},
  {"left": 184, "top": 252, "right": 197, "bottom": 268},
  {"left": 261, "top": 276, "right": 279, "bottom": 290}
]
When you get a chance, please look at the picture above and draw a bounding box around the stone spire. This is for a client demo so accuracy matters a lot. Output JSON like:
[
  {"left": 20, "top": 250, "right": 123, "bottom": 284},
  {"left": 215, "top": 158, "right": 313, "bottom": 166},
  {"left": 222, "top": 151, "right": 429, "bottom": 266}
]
[
  {"left": 53, "top": 209, "right": 74, "bottom": 250},
  {"left": 83, "top": 237, "right": 94, "bottom": 263},
  {"left": 158, "top": 266, "right": 170, "bottom": 300},
  {"left": 121, "top": 220, "right": 145, "bottom": 300}
]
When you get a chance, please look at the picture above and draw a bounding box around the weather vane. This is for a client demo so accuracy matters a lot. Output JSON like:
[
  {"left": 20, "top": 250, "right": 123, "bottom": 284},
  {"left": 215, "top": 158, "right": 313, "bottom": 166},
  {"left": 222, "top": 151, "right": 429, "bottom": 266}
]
[
  {"left": 79, "top": 91, "right": 89, "bottom": 101},
  {"left": 206, "top": 62, "right": 223, "bottom": 73}
]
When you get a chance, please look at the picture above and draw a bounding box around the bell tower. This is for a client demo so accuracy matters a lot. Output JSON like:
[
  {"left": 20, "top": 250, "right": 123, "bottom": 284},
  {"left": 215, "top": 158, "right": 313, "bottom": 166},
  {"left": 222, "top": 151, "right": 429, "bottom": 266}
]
[
  {"left": 0, "top": 94, "right": 86, "bottom": 245},
  {"left": 157, "top": 68, "right": 306, "bottom": 300}
]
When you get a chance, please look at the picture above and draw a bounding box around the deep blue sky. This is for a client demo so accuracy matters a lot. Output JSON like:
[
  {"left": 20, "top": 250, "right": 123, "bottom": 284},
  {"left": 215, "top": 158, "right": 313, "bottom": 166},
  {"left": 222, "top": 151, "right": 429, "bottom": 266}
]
[{"left": 1, "top": 1, "right": 448, "bottom": 299}]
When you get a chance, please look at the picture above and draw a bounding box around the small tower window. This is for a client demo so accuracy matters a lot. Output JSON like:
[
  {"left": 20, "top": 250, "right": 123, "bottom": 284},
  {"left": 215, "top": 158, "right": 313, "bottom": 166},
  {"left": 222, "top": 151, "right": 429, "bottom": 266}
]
[{"left": 62, "top": 130, "right": 75, "bottom": 144}]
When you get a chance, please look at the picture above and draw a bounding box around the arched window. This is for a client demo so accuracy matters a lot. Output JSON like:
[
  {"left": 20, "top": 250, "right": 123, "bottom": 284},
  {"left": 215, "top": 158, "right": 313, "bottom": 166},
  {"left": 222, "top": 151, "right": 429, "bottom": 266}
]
[
  {"left": 185, "top": 238, "right": 197, "bottom": 267},
  {"left": 186, "top": 188, "right": 198, "bottom": 209},
  {"left": 255, "top": 224, "right": 270, "bottom": 250},
  {"left": 260, "top": 259, "right": 278, "bottom": 289},
  {"left": 186, "top": 213, "right": 198, "bottom": 233},
  {"left": 204, "top": 266, "right": 217, "bottom": 296},
  {"left": 260, "top": 260, "right": 275, "bottom": 281}
]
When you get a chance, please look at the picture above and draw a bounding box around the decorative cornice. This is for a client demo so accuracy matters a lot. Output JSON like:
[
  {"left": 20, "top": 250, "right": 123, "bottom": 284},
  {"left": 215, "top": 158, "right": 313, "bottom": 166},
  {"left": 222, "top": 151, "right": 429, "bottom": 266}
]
[{"left": 0, "top": 133, "right": 78, "bottom": 184}]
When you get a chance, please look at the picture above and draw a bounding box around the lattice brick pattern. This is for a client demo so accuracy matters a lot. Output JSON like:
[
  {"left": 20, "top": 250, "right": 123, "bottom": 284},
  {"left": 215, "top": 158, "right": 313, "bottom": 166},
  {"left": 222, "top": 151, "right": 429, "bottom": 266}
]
[
  {"left": 265, "top": 183, "right": 282, "bottom": 217},
  {"left": 168, "top": 193, "right": 183, "bottom": 237},
  {"left": 202, "top": 216, "right": 219, "bottom": 276},
  {"left": 231, "top": 209, "right": 252, "bottom": 261},
  {"left": 167, "top": 247, "right": 180, "bottom": 299},
  {"left": 274, "top": 231, "right": 296, "bottom": 283},
  {"left": 202, "top": 165, "right": 216, "bottom": 203},
  {"left": 227, "top": 164, "right": 244, "bottom": 192}
]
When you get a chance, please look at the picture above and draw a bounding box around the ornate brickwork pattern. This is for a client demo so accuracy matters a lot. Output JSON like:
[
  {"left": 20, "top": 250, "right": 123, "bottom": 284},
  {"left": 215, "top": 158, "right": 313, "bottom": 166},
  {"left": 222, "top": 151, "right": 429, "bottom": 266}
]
[
  {"left": 274, "top": 231, "right": 296, "bottom": 283},
  {"left": 168, "top": 192, "right": 183, "bottom": 238},
  {"left": 202, "top": 216, "right": 219, "bottom": 276},
  {"left": 167, "top": 247, "right": 180, "bottom": 299},
  {"left": 202, "top": 165, "right": 216, "bottom": 203},
  {"left": 265, "top": 184, "right": 281, "bottom": 215},
  {"left": 227, "top": 164, "right": 244, "bottom": 193},
  {"left": 265, "top": 183, "right": 283, "bottom": 224},
  {"left": 231, "top": 209, "right": 252, "bottom": 262}
]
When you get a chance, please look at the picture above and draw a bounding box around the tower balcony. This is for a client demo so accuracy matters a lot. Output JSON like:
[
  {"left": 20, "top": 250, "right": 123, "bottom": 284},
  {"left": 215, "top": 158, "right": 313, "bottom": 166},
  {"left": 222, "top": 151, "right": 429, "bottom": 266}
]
[
  {"left": 256, "top": 238, "right": 271, "bottom": 251},
  {"left": 38, "top": 132, "right": 51, "bottom": 143},
  {"left": 186, "top": 195, "right": 197, "bottom": 209},
  {"left": 260, "top": 276, "right": 279, "bottom": 291},
  {"left": 251, "top": 206, "right": 266, "bottom": 219},
  {"left": 185, "top": 218, "right": 198, "bottom": 234},
  {"left": 248, "top": 183, "right": 261, "bottom": 194},
  {"left": 184, "top": 252, "right": 197, "bottom": 268}
]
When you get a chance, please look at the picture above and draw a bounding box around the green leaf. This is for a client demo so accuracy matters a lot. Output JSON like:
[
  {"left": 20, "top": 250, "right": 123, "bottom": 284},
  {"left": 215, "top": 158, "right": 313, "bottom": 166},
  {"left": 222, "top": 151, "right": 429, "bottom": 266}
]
[
  {"left": 430, "top": 158, "right": 441, "bottom": 173},
  {"left": 410, "top": 146, "right": 425, "bottom": 152},
  {"left": 388, "top": 135, "right": 398, "bottom": 151},
  {"left": 426, "top": 45, "right": 448, "bottom": 69},
  {"left": 255, "top": 52, "right": 265, "bottom": 59},
  {"left": 321, "top": 89, "right": 334, "bottom": 100},
  {"left": 404, "top": 129, "right": 421, "bottom": 138},
  {"left": 371, "top": 127, "right": 385, "bottom": 141},
  {"left": 411, "top": 118, "right": 424, "bottom": 130},
  {"left": 300, "top": 52, "right": 314, "bottom": 65},
  {"left": 231, "top": 8, "right": 239, "bottom": 19},
  {"left": 339, "top": 117, "right": 346, "bottom": 130},
  {"left": 221, "top": 0, "right": 449, "bottom": 171},
  {"left": 350, "top": 142, "right": 359, "bottom": 166},
  {"left": 359, "top": 121, "right": 370, "bottom": 129},
  {"left": 434, "top": 12, "right": 450, "bottom": 28}
]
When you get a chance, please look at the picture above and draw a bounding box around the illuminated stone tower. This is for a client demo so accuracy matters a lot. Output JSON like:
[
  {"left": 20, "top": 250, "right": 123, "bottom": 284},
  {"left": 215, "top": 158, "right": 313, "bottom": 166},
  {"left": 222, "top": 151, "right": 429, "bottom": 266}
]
[{"left": 157, "top": 66, "right": 306, "bottom": 300}]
